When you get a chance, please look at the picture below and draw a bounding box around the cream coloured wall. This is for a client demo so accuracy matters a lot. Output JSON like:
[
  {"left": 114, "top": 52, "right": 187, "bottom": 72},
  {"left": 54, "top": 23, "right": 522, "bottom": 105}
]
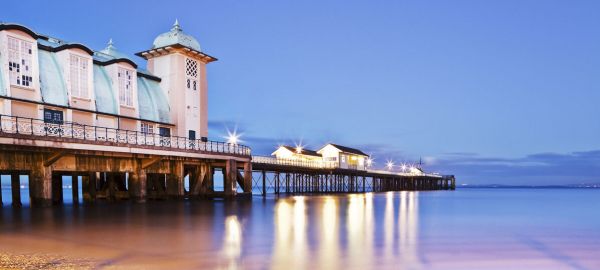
[
  {"left": 11, "top": 100, "right": 37, "bottom": 118},
  {"left": 198, "top": 61, "right": 208, "bottom": 138},
  {"left": 72, "top": 110, "right": 93, "bottom": 125},
  {"left": 96, "top": 115, "right": 116, "bottom": 129},
  {"left": 185, "top": 57, "right": 200, "bottom": 138},
  {"left": 119, "top": 118, "right": 137, "bottom": 131},
  {"left": 148, "top": 51, "right": 208, "bottom": 139}
]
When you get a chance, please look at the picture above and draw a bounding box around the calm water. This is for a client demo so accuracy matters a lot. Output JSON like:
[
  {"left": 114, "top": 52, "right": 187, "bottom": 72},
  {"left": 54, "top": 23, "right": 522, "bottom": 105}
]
[{"left": 1, "top": 189, "right": 599, "bottom": 269}]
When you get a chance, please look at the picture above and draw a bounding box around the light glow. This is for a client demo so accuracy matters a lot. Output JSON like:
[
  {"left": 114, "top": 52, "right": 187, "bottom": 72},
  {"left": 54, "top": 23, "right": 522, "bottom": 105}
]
[
  {"left": 294, "top": 141, "right": 304, "bottom": 154},
  {"left": 366, "top": 157, "right": 373, "bottom": 167},
  {"left": 386, "top": 160, "right": 394, "bottom": 171},
  {"left": 400, "top": 163, "right": 408, "bottom": 172},
  {"left": 225, "top": 127, "right": 242, "bottom": 145}
]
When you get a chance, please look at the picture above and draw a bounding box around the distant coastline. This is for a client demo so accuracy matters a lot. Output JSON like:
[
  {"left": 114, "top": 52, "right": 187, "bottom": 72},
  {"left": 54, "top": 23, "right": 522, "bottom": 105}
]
[{"left": 458, "top": 184, "right": 600, "bottom": 189}]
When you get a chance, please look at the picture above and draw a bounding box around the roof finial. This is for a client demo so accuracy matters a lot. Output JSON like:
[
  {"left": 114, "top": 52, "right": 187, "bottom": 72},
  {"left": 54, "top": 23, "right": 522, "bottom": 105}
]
[
  {"left": 107, "top": 38, "right": 114, "bottom": 48},
  {"left": 172, "top": 19, "right": 182, "bottom": 31}
]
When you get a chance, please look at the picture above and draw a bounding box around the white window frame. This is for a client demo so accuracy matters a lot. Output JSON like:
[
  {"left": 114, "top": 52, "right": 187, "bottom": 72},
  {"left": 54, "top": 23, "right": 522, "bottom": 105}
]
[
  {"left": 118, "top": 67, "right": 134, "bottom": 106},
  {"left": 140, "top": 122, "right": 154, "bottom": 134},
  {"left": 185, "top": 58, "right": 198, "bottom": 91},
  {"left": 69, "top": 54, "right": 89, "bottom": 99},
  {"left": 7, "top": 36, "right": 34, "bottom": 88}
]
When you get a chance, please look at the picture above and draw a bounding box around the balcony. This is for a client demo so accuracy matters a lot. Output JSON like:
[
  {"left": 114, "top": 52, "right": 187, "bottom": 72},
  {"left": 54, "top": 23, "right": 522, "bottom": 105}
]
[{"left": 0, "top": 114, "right": 251, "bottom": 156}]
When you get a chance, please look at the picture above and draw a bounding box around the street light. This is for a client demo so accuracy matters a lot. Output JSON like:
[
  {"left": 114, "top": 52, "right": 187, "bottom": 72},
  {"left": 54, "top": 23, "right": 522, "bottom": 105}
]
[
  {"left": 366, "top": 157, "right": 374, "bottom": 168},
  {"left": 386, "top": 160, "right": 394, "bottom": 171},
  {"left": 226, "top": 129, "right": 241, "bottom": 145}
]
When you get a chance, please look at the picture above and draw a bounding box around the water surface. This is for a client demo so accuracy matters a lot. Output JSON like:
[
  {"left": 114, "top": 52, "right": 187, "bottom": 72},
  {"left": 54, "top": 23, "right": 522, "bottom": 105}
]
[{"left": 1, "top": 189, "right": 599, "bottom": 269}]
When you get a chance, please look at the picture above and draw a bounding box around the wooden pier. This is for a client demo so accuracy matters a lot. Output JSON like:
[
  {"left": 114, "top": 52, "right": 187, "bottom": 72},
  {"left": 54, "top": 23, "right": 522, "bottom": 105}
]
[
  {"left": 0, "top": 115, "right": 454, "bottom": 207},
  {"left": 0, "top": 115, "right": 253, "bottom": 207}
]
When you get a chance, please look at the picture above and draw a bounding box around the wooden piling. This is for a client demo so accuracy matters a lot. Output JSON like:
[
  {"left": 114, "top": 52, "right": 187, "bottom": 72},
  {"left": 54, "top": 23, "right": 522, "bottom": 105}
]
[
  {"left": 51, "top": 173, "right": 63, "bottom": 205},
  {"left": 29, "top": 159, "right": 52, "bottom": 207},
  {"left": 11, "top": 173, "right": 21, "bottom": 207},
  {"left": 128, "top": 169, "right": 147, "bottom": 202},
  {"left": 72, "top": 173, "right": 79, "bottom": 204},
  {"left": 167, "top": 161, "right": 185, "bottom": 199}
]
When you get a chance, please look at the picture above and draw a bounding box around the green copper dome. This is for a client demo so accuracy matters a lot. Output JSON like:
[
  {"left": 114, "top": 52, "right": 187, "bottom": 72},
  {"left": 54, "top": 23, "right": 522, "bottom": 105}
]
[
  {"left": 99, "top": 39, "right": 131, "bottom": 60},
  {"left": 152, "top": 20, "right": 201, "bottom": 51}
]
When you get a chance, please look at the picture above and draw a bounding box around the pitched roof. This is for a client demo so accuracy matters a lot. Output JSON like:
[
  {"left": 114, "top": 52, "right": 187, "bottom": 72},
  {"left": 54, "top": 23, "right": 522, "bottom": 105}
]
[
  {"left": 281, "top": 145, "right": 322, "bottom": 157},
  {"left": 327, "top": 144, "right": 369, "bottom": 156}
]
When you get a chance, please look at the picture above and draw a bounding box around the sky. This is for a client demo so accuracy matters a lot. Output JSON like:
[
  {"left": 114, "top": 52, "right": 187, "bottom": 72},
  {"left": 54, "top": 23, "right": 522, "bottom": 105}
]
[{"left": 3, "top": 0, "right": 599, "bottom": 185}]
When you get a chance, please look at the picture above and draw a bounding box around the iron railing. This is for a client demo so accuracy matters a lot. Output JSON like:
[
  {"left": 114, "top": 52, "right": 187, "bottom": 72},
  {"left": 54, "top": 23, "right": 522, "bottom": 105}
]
[
  {"left": 252, "top": 156, "right": 338, "bottom": 169},
  {"left": 366, "top": 169, "right": 441, "bottom": 178},
  {"left": 0, "top": 114, "right": 251, "bottom": 156}
]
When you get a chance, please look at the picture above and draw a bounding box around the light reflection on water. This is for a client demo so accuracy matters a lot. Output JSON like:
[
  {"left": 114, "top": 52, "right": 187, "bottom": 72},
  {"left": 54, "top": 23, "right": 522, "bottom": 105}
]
[{"left": 1, "top": 189, "right": 600, "bottom": 269}]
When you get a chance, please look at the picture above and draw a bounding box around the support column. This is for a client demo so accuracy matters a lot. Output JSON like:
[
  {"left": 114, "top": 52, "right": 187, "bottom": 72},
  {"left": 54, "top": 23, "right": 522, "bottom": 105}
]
[
  {"left": 11, "top": 173, "right": 21, "bottom": 207},
  {"left": 128, "top": 169, "right": 147, "bottom": 202},
  {"left": 261, "top": 170, "right": 266, "bottom": 197},
  {"left": 224, "top": 159, "right": 238, "bottom": 197},
  {"left": 107, "top": 173, "right": 117, "bottom": 201},
  {"left": 71, "top": 173, "right": 79, "bottom": 204},
  {"left": 243, "top": 162, "right": 252, "bottom": 194},
  {"left": 30, "top": 161, "right": 52, "bottom": 207},
  {"left": 82, "top": 172, "right": 96, "bottom": 203},
  {"left": 285, "top": 173, "right": 290, "bottom": 194},
  {"left": 51, "top": 173, "right": 63, "bottom": 205},
  {"left": 167, "top": 161, "right": 185, "bottom": 199}
]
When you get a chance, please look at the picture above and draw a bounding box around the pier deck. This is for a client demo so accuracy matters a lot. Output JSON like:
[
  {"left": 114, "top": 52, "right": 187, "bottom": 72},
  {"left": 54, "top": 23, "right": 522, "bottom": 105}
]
[{"left": 0, "top": 115, "right": 454, "bottom": 207}]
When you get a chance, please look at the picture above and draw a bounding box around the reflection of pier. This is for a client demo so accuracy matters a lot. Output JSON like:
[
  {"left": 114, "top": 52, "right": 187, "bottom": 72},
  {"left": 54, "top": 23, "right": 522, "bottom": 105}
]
[{"left": 250, "top": 157, "right": 455, "bottom": 196}]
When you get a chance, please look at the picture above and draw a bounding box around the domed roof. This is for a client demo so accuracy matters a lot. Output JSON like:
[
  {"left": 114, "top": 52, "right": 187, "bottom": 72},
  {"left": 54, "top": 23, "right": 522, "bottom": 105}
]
[
  {"left": 99, "top": 39, "right": 131, "bottom": 60},
  {"left": 152, "top": 20, "right": 201, "bottom": 51}
]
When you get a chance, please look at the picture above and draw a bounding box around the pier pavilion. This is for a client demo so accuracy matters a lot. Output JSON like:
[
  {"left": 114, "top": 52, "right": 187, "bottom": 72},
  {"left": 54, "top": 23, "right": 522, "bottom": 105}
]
[{"left": 0, "top": 21, "right": 253, "bottom": 206}]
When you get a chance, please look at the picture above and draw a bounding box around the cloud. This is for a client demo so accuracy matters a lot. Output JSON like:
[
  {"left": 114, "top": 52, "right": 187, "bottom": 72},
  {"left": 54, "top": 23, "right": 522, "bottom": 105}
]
[{"left": 430, "top": 150, "right": 600, "bottom": 186}]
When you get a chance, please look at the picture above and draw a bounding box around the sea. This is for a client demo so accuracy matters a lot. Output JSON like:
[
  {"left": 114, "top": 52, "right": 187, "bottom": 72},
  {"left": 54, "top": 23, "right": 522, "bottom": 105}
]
[{"left": 0, "top": 187, "right": 599, "bottom": 269}]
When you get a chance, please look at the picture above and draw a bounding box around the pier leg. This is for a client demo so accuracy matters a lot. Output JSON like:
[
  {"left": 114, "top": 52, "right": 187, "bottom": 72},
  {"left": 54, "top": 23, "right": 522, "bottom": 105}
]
[
  {"left": 72, "top": 173, "right": 79, "bottom": 204},
  {"left": 285, "top": 173, "right": 290, "bottom": 194},
  {"left": 128, "top": 169, "right": 147, "bottom": 202},
  {"left": 224, "top": 159, "right": 238, "bottom": 197},
  {"left": 82, "top": 172, "right": 96, "bottom": 203},
  {"left": 11, "top": 173, "right": 21, "bottom": 207},
  {"left": 51, "top": 173, "right": 63, "bottom": 205},
  {"left": 243, "top": 162, "right": 253, "bottom": 194},
  {"left": 29, "top": 162, "right": 52, "bottom": 207},
  {"left": 107, "top": 173, "right": 117, "bottom": 201},
  {"left": 167, "top": 161, "right": 185, "bottom": 199},
  {"left": 261, "top": 170, "right": 266, "bottom": 197},
  {"left": 275, "top": 172, "right": 280, "bottom": 194}
]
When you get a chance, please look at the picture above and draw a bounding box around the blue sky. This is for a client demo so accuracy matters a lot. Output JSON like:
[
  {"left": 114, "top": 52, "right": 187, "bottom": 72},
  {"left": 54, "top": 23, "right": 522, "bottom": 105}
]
[{"left": 4, "top": 0, "right": 599, "bottom": 185}]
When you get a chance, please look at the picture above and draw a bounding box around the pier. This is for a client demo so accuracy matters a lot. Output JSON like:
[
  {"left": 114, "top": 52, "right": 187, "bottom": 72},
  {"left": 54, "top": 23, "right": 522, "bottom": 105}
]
[
  {"left": 0, "top": 114, "right": 454, "bottom": 207},
  {"left": 251, "top": 156, "right": 455, "bottom": 196}
]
